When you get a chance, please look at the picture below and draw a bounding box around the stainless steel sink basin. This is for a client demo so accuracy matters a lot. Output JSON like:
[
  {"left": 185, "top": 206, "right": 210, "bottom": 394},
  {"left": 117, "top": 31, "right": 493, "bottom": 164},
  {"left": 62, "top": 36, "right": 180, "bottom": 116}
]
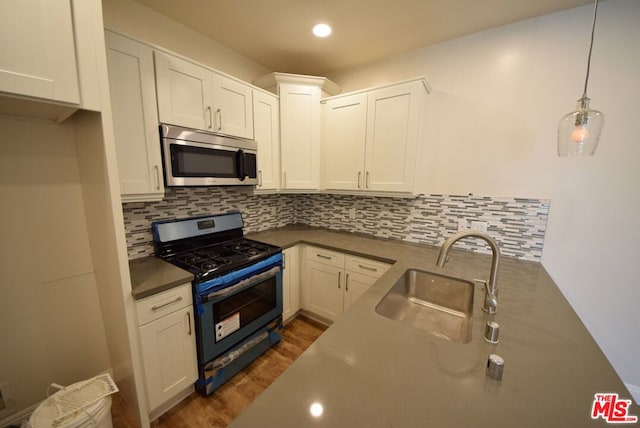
[{"left": 375, "top": 269, "right": 474, "bottom": 343}]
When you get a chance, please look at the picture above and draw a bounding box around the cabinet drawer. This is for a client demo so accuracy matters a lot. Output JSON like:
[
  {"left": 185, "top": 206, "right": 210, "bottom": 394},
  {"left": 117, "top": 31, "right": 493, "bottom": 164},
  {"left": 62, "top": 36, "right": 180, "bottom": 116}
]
[
  {"left": 305, "top": 246, "right": 345, "bottom": 268},
  {"left": 136, "top": 283, "right": 192, "bottom": 326},
  {"left": 345, "top": 255, "right": 390, "bottom": 278}
]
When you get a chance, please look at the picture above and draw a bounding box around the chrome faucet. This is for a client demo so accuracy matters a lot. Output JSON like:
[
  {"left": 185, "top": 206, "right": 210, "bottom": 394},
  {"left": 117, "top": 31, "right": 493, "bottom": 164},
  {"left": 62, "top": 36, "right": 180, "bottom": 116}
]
[{"left": 436, "top": 230, "right": 501, "bottom": 314}]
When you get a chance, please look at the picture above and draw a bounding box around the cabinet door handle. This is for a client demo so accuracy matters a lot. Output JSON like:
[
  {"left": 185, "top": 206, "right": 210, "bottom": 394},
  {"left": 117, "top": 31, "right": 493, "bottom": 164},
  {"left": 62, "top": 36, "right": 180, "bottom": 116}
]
[
  {"left": 357, "top": 171, "right": 362, "bottom": 189},
  {"left": 154, "top": 165, "right": 161, "bottom": 190},
  {"left": 338, "top": 271, "right": 342, "bottom": 289},
  {"left": 151, "top": 296, "right": 183, "bottom": 311},
  {"left": 187, "top": 311, "right": 192, "bottom": 335},
  {"left": 345, "top": 273, "right": 350, "bottom": 291},
  {"left": 317, "top": 254, "right": 332, "bottom": 260},
  {"left": 358, "top": 264, "right": 378, "bottom": 272},
  {"left": 216, "top": 108, "right": 222, "bottom": 131},
  {"left": 207, "top": 106, "right": 213, "bottom": 129},
  {"left": 366, "top": 171, "right": 370, "bottom": 189},
  {"left": 258, "top": 170, "right": 263, "bottom": 187}
]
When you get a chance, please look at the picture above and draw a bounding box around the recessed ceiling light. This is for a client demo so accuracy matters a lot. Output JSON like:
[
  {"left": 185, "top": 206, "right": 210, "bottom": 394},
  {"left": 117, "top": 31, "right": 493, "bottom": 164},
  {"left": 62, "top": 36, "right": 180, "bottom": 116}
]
[{"left": 312, "top": 23, "right": 332, "bottom": 38}]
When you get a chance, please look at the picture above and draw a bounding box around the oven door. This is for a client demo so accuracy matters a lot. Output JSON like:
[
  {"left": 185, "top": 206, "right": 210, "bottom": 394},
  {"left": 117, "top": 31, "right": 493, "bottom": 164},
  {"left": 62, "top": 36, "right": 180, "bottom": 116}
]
[{"left": 194, "top": 256, "right": 283, "bottom": 364}]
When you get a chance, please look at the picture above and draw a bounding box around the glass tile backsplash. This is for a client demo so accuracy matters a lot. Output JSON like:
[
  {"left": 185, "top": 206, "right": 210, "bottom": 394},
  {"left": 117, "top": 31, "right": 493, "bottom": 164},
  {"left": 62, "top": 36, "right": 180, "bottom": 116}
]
[{"left": 123, "top": 188, "right": 549, "bottom": 261}]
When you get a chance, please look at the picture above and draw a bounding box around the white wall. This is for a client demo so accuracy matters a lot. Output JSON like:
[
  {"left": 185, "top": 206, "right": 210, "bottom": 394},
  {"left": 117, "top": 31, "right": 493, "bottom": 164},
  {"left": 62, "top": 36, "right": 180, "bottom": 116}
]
[
  {"left": 328, "top": 0, "right": 640, "bottom": 399},
  {"left": 102, "top": 0, "right": 271, "bottom": 83},
  {"left": 0, "top": 115, "right": 112, "bottom": 418}
]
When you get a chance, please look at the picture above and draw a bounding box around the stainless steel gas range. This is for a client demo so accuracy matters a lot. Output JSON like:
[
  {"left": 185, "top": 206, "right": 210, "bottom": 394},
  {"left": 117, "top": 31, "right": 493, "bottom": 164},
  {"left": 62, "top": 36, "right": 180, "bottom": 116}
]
[{"left": 152, "top": 211, "right": 283, "bottom": 396}]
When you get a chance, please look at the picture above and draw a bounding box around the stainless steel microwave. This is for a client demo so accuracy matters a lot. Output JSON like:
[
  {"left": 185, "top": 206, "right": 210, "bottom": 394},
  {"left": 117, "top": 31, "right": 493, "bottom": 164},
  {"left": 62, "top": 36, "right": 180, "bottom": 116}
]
[{"left": 160, "top": 124, "right": 258, "bottom": 186}]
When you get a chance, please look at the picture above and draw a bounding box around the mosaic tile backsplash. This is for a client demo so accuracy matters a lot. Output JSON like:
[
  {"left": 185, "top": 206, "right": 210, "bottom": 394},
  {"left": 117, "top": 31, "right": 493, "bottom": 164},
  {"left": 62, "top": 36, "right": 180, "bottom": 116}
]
[{"left": 122, "top": 188, "right": 549, "bottom": 261}]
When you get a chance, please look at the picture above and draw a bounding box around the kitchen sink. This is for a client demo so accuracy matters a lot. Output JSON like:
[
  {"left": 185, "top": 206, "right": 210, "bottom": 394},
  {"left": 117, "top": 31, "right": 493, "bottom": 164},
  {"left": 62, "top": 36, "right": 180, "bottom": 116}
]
[{"left": 375, "top": 269, "right": 474, "bottom": 343}]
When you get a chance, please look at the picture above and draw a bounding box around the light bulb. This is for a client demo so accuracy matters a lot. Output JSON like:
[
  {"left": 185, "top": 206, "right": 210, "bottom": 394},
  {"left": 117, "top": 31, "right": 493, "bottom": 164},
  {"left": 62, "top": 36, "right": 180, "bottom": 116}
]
[
  {"left": 570, "top": 125, "right": 590, "bottom": 143},
  {"left": 312, "top": 23, "right": 332, "bottom": 38},
  {"left": 310, "top": 402, "right": 323, "bottom": 417}
]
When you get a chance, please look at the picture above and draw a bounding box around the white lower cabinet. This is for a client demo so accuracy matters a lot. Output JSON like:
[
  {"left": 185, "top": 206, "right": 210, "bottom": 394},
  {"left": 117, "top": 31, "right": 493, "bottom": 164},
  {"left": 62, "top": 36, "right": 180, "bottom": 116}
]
[
  {"left": 135, "top": 283, "right": 197, "bottom": 414},
  {"left": 302, "top": 246, "right": 390, "bottom": 322},
  {"left": 282, "top": 246, "right": 300, "bottom": 322}
]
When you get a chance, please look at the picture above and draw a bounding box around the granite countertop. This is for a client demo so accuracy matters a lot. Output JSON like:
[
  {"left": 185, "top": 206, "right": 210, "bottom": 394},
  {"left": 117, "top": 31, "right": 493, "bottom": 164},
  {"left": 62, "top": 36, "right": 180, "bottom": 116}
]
[
  {"left": 129, "top": 256, "right": 193, "bottom": 299},
  {"left": 225, "top": 226, "right": 638, "bottom": 427}
]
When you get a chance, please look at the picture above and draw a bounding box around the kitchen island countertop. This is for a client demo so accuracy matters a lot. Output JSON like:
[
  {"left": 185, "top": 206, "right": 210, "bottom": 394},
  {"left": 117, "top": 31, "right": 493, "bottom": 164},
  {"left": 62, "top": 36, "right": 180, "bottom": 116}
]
[{"left": 229, "top": 225, "right": 638, "bottom": 427}]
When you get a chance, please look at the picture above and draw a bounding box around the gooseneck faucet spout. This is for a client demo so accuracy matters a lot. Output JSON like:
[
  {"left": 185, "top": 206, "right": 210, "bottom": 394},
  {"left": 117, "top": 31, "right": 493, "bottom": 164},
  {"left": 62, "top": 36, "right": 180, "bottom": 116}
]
[{"left": 436, "top": 230, "right": 501, "bottom": 314}]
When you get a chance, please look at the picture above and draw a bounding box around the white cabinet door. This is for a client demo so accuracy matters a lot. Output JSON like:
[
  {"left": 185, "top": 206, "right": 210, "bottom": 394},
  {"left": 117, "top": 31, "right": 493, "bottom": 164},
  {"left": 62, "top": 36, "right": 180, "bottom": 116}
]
[
  {"left": 0, "top": 0, "right": 79, "bottom": 104},
  {"left": 344, "top": 271, "right": 377, "bottom": 312},
  {"left": 365, "top": 81, "right": 422, "bottom": 192},
  {"left": 155, "top": 51, "right": 213, "bottom": 131},
  {"left": 213, "top": 74, "right": 254, "bottom": 139},
  {"left": 279, "top": 83, "right": 321, "bottom": 190},
  {"left": 302, "top": 247, "right": 390, "bottom": 321},
  {"left": 253, "top": 90, "right": 280, "bottom": 190},
  {"left": 106, "top": 31, "right": 164, "bottom": 202},
  {"left": 155, "top": 52, "right": 255, "bottom": 139},
  {"left": 282, "top": 246, "right": 300, "bottom": 322},
  {"left": 322, "top": 93, "right": 367, "bottom": 190},
  {"left": 305, "top": 260, "right": 343, "bottom": 322},
  {"left": 139, "top": 306, "right": 197, "bottom": 412}
]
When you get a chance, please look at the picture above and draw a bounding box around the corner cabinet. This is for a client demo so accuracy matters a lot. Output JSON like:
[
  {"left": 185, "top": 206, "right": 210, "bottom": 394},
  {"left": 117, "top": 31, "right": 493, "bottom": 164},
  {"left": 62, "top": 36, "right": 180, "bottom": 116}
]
[
  {"left": 321, "top": 78, "right": 430, "bottom": 194},
  {"left": 154, "top": 51, "right": 254, "bottom": 139},
  {"left": 302, "top": 246, "right": 390, "bottom": 322},
  {"left": 253, "top": 73, "right": 340, "bottom": 191},
  {"left": 253, "top": 89, "right": 280, "bottom": 191},
  {"left": 136, "top": 284, "right": 197, "bottom": 416},
  {"left": 105, "top": 31, "right": 165, "bottom": 202}
]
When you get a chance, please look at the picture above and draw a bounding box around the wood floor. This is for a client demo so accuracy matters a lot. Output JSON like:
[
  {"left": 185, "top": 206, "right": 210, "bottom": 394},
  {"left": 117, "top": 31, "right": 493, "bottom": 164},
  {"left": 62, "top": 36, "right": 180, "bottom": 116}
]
[{"left": 111, "top": 315, "right": 326, "bottom": 428}]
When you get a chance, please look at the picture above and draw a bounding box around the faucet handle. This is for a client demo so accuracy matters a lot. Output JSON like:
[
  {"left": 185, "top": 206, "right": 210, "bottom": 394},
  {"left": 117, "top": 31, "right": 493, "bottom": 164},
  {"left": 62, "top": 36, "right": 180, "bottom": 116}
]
[{"left": 474, "top": 279, "right": 498, "bottom": 314}]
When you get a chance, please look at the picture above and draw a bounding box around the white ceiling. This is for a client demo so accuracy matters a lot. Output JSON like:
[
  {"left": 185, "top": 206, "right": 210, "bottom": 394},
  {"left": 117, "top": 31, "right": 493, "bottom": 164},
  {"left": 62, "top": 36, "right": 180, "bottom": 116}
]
[{"left": 133, "top": 0, "right": 594, "bottom": 76}]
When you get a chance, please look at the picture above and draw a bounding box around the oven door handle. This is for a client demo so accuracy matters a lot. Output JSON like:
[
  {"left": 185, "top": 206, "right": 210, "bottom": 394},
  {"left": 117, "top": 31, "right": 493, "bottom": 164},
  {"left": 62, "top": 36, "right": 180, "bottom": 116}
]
[
  {"left": 196, "top": 253, "right": 283, "bottom": 297},
  {"left": 199, "top": 265, "right": 281, "bottom": 305}
]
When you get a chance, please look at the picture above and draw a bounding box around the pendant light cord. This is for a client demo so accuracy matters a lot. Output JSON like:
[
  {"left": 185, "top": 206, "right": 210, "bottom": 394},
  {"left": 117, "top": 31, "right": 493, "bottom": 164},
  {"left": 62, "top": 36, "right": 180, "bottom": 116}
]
[{"left": 582, "top": 0, "right": 599, "bottom": 98}]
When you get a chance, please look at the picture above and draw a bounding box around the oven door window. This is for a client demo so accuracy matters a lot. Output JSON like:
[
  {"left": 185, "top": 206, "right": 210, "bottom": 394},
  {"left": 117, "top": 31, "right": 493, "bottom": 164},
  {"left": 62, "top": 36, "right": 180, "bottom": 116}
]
[
  {"left": 170, "top": 143, "right": 239, "bottom": 178},
  {"left": 212, "top": 276, "right": 277, "bottom": 342}
]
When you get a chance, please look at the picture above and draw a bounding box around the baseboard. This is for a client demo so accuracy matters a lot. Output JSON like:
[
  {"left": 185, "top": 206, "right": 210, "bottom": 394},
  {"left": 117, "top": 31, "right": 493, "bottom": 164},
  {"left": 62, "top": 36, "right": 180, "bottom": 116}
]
[
  {"left": 0, "top": 403, "right": 38, "bottom": 428},
  {"left": 626, "top": 383, "right": 640, "bottom": 405}
]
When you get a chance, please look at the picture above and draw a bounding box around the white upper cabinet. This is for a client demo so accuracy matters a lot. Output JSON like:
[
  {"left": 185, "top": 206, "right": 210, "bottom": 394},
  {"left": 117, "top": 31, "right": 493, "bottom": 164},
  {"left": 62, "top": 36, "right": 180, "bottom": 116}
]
[
  {"left": 0, "top": 0, "right": 79, "bottom": 104},
  {"left": 365, "top": 80, "right": 424, "bottom": 193},
  {"left": 0, "top": 0, "right": 104, "bottom": 120},
  {"left": 322, "top": 93, "right": 368, "bottom": 190},
  {"left": 253, "top": 72, "right": 340, "bottom": 191},
  {"left": 154, "top": 51, "right": 253, "bottom": 139},
  {"left": 105, "top": 31, "right": 165, "bottom": 202},
  {"left": 253, "top": 90, "right": 280, "bottom": 190},
  {"left": 322, "top": 78, "right": 429, "bottom": 194},
  {"left": 279, "top": 83, "right": 321, "bottom": 190},
  {"left": 213, "top": 74, "right": 254, "bottom": 139},
  {"left": 154, "top": 51, "right": 212, "bottom": 131}
]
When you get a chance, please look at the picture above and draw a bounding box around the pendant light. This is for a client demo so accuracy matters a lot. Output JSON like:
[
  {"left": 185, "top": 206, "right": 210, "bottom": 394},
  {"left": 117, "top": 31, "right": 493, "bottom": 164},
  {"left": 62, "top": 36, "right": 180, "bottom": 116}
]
[{"left": 557, "top": 0, "right": 604, "bottom": 157}]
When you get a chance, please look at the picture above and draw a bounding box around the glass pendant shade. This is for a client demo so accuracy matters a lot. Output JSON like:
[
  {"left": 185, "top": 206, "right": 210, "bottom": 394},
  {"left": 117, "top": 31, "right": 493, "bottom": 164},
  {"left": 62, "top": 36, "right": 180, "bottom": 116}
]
[{"left": 557, "top": 96, "right": 604, "bottom": 157}]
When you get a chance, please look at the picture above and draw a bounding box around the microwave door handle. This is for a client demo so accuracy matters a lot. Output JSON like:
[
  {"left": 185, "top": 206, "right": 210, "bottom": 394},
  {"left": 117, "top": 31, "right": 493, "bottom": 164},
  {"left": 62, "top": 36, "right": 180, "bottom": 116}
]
[{"left": 237, "top": 150, "right": 246, "bottom": 181}]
